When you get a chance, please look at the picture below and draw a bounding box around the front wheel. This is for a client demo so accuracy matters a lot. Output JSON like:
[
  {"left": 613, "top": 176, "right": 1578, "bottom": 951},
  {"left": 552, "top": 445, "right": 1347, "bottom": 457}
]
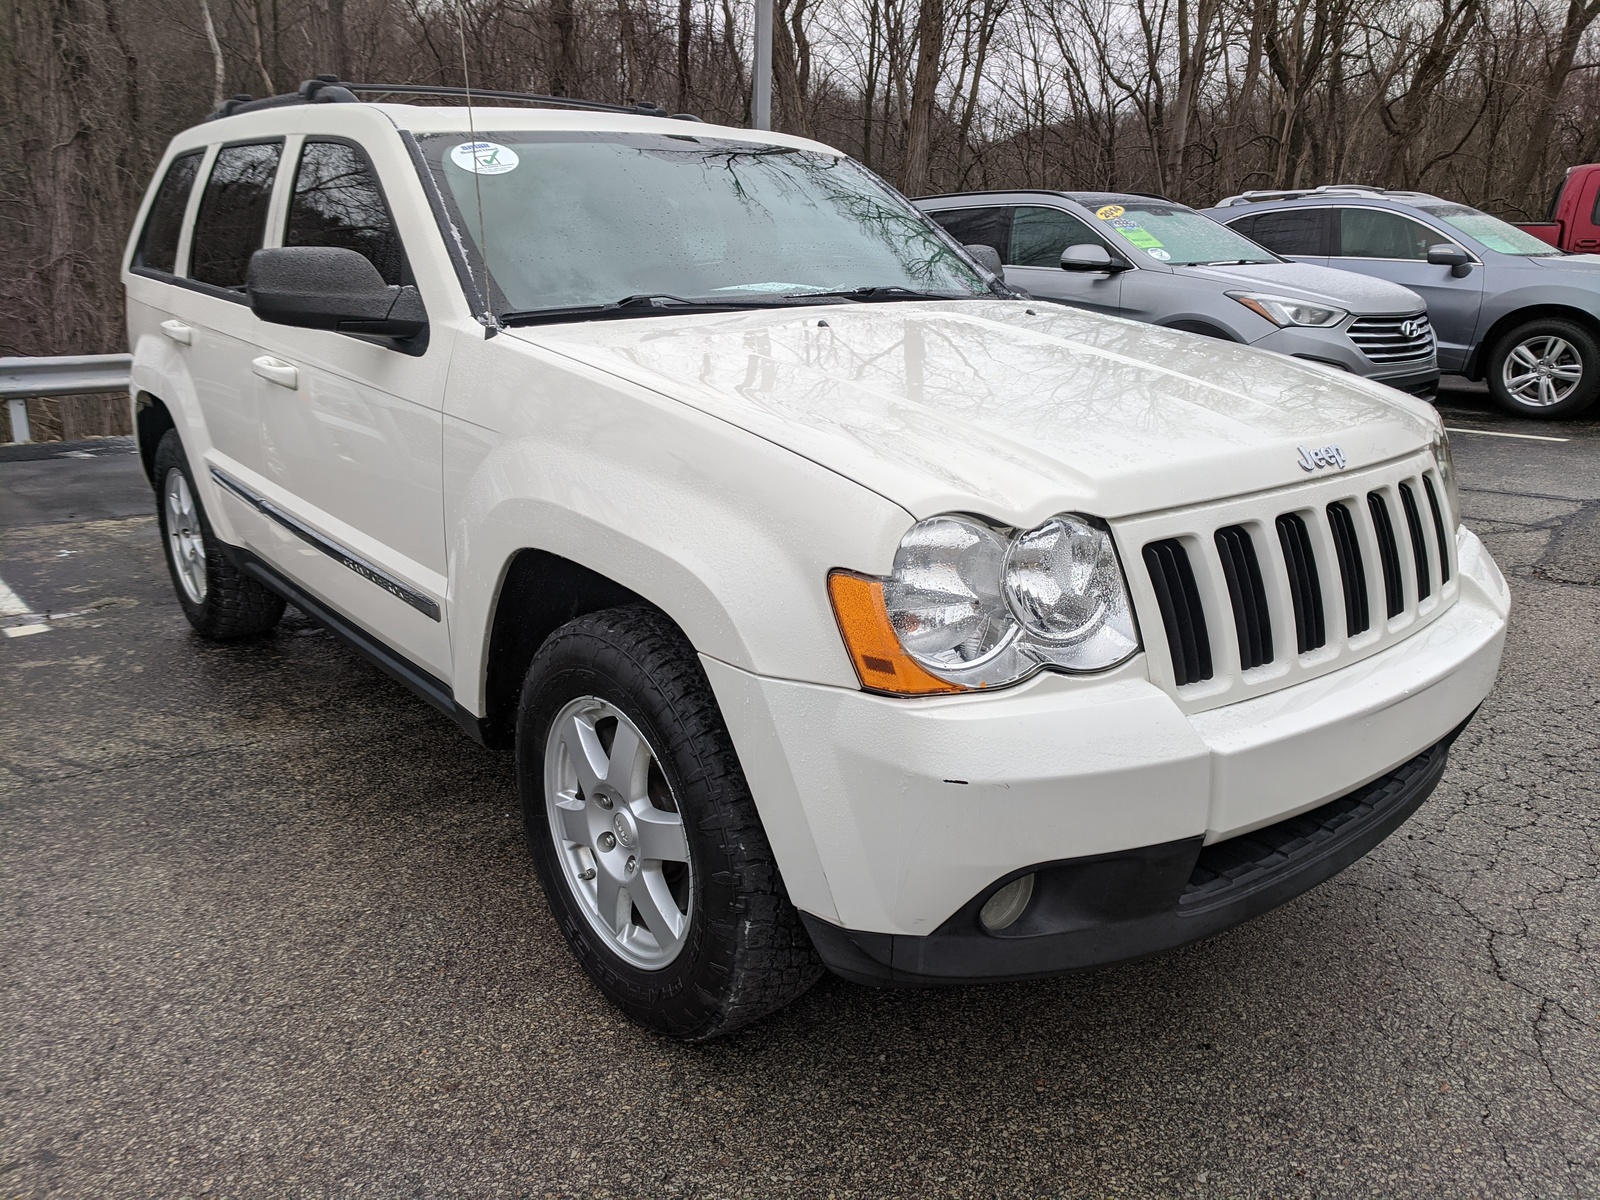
[
  {"left": 1486, "top": 318, "right": 1599, "bottom": 418},
  {"left": 516, "top": 605, "right": 821, "bottom": 1041}
]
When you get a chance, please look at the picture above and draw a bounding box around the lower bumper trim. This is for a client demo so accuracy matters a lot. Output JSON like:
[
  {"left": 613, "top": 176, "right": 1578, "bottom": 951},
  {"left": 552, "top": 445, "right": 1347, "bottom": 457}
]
[{"left": 804, "top": 713, "right": 1472, "bottom": 987}]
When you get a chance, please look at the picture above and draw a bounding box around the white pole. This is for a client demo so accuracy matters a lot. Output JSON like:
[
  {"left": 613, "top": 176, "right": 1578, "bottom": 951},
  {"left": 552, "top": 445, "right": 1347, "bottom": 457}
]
[{"left": 753, "top": 0, "right": 773, "bottom": 130}]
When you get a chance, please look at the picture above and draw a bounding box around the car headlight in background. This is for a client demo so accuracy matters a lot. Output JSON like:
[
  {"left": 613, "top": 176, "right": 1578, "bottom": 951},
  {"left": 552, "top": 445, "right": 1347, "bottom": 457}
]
[
  {"left": 1431, "top": 426, "right": 1459, "bottom": 527},
  {"left": 1228, "top": 292, "right": 1348, "bottom": 328},
  {"left": 828, "top": 512, "right": 1140, "bottom": 695}
]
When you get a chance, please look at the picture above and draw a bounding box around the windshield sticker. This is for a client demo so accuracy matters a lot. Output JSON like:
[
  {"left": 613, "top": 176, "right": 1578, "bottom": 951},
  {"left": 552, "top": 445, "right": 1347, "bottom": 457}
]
[
  {"left": 1148, "top": 247, "right": 1172, "bottom": 261},
  {"left": 451, "top": 141, "right": 520, "bottom": 175},
  {"left": 1113, "top": 225, "right": 1166, "bottom": 251},
  {"left": 1095, "top": 204, "right": 1125, "bottom": 220}
]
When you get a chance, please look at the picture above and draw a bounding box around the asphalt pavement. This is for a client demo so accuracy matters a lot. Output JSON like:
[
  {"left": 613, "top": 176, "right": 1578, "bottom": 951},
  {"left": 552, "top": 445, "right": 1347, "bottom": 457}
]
[{"left": 2, "top": 381, "right": 1597, "bottom": 1199}]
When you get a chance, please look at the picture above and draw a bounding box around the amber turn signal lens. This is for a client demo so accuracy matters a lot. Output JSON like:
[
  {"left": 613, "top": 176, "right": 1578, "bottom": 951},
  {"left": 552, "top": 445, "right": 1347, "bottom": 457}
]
[{"left": 827, "top": 570, "right": 965, "bottom": 696}]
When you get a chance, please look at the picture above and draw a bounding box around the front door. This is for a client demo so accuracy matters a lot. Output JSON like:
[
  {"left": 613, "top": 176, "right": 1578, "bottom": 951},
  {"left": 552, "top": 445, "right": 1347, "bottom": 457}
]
[
  {"left": 1331, "top": 206, "right": 1485, "bottom": 372},
  {"left": 1002, "top": 205, "right": 1124, "bottom": 315},
  {"left": 244, "top": 136, "right": 453, "bottom": 679}
]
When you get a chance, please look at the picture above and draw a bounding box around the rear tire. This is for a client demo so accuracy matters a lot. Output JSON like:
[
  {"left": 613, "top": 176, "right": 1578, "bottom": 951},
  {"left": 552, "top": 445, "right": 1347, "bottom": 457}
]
[
  {"left": 516, "top": 605, "right": 822, "bottom": 1041},
  {"left": 1486, "top": 318, "right": 1599, "bottom": 418},
  {"left": 153, "top": 430, "right": 286, "bottom": 639}
]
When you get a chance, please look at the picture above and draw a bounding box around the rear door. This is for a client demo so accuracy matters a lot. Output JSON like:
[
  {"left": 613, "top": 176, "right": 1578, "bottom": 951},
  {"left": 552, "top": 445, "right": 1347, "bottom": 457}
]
[
  {"left": 242, "top": 135, "right": 452, "bottom": 678},
  {"left": 1330, "top": 206, "right": 1484, "bottom": 372},
  {"left": 1002, "top": 205, "right": 1124, "bottom": 315}
]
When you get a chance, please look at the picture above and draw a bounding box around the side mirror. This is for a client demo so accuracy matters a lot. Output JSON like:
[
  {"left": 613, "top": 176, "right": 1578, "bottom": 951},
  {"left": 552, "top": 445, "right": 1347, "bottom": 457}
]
[
  {"left": 247, "top": 246, "right": 427, "bottom": 338},
  {"left": 963, "top": 243, "right": 1005, "bottom": 279},
  {"left": 1060, "top": 243, "right": 1123, "bottom": 273},
  {"left": 1426, "top": 243, "right": 1474, "bottom": 278}
]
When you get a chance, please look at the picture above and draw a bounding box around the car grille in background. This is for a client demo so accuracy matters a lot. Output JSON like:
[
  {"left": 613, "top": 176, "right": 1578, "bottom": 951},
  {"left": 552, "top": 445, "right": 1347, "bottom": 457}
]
[
  {"left": 1214, "top": 526, "right": 1273, "bottom": 669},
  {"left": 1348, "top": 314, "right": 1435, "bottom": 363},
  {"left": 1276, "top": 513, "right": 1326, "bottom": 653},
  {"left": 1142, "top": 539, "right": 1212, "bottom": 686},
  {"left": 1141, "top": 469, "right": 1455, "bottom": 689}
]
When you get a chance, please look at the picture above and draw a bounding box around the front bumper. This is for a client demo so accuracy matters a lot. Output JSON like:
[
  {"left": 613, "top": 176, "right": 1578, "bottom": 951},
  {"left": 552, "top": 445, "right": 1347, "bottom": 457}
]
[
  {"left": 802, "top": 718, "right": 1466, "bottom": 985},
  {"left": 1251, "top": 325, "right": 1438, "bottom": 393},
  {"left": 702, "top": 528, "right": 1507, "bottom": 978}
]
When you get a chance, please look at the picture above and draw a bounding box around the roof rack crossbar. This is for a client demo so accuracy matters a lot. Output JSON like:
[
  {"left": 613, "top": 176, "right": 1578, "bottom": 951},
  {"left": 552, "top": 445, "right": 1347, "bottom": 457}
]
[{"left": 210, "top": 77, "right": 702, "bottom": 122}]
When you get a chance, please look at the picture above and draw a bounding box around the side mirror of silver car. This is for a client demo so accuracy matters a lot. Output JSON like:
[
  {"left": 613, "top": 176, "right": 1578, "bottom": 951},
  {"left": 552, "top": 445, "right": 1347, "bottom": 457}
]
[
  {"left": 1426, "top": 243, "right": 1474, "bottom": 278},
  {"left": 1060, "top": 243, "right": 1125, "bottom": 273}
]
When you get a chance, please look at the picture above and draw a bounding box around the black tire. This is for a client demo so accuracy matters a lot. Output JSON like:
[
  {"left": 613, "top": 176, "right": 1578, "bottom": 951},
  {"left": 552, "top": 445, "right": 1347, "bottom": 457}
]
[
  {"left": 1485, "top": 317, "right": 1600, "bottom": 418},
  {"left": 516, "top": 605, "right": 822, "bottom": 1041},
  {"left": 152, "top": 429, "right": 286, "bottom": 639}
]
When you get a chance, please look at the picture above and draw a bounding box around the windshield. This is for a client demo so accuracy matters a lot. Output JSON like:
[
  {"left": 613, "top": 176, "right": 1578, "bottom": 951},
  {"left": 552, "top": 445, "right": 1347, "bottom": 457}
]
[
  {"left": 414, "top": 131, "right": 989, "bottom": 318},
  {"left": 1074, "top": 197, "right": 1278, "bottom": 266},
  {"left": 1415, "top": 203, "right": 1563, "bottom": 256}
]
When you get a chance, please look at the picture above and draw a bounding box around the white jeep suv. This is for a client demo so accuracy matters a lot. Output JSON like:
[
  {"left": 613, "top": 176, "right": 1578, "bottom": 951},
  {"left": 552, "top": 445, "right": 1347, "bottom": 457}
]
[{"left": 124, "top": 79, "right": 1509, "bottom": 1040}]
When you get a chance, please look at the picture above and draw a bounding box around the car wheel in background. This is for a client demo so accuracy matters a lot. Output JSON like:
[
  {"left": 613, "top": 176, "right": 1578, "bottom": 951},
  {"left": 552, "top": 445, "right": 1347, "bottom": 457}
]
[
  {"left": 516, "top": 605, "right": 822, "bottom": 1041},
  {"left": 153, "top": 429, "right": 286, "bottom": 639},
  {"left": 1486, "top": 318, "right": 1600, "bottom": 418}
]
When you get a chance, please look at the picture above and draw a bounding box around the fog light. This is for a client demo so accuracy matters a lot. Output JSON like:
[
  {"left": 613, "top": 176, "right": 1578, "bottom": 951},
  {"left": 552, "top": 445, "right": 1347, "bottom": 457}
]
[{"left": 979, "top": 874, "right": 1035, "bottom": 931}]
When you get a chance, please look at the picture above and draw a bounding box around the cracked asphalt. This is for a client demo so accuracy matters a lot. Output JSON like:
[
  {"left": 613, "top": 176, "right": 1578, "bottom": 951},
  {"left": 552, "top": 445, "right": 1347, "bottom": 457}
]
[{"left": 2, "top": 380, "right": 1596, "bottom": 1199}]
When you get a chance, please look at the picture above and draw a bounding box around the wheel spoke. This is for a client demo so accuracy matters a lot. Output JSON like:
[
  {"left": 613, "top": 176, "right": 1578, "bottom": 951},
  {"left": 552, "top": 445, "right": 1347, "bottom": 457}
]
[
  {"left": 593, "top": 867, "right": 628, "bottom": 935},
  {"left": 634, "top": 806, "right": 690, "bottom": 862},
  {"left": 1511, "top": 345, "right": 1541, "bottom": 369},
  {"left": 1539, "top": 377, "right": 1556, "bottom": 406},
  {"left": 559, "top": 713, "right": 607, "bottom": 798},
  {"left": 603, "top": 719, "right": 649, "bottom": 799},
  {"left": 553, "top": 793, "right": 591, "bottom": 846},
  {"left": 1550, "top": 363, "right": 1582, "bottom": 381},
  {"left": 631, "top": 870, "right": 687, "bottom": 948}
]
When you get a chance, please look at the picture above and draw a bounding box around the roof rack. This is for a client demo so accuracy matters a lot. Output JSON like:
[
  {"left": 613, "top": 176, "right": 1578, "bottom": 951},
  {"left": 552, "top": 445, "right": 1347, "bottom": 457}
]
[
  {"left": 1212, "top": 184, "right": 1425, "bottom": 207},
  {"left": 209, "top": 76, "right": 702, "bottom": 122}
]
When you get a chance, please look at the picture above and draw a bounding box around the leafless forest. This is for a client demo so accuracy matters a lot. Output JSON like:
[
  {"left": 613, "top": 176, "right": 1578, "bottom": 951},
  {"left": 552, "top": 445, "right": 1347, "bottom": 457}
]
[{"left": 4, "top": 0, "right": 1600, "bottom": 366}]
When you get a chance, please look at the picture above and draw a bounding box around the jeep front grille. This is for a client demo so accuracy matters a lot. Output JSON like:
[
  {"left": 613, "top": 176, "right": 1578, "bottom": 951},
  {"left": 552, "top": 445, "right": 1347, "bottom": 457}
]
[
  {"left": 1348, "top": 314, "right": 1435, "bottom": 363},
  {"left": 1124, "top": 456, "right": 1457, "bottom": 710}
]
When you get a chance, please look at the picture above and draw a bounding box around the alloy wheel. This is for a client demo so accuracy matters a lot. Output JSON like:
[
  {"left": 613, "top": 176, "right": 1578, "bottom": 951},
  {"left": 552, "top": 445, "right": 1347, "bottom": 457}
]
[
  {"left": 163, "top": 467, "right": 208, "bottom": 604},
  {"left": 544, "top": 696, "right": 694, "bottom": 969},
  {"left": 1502, "top": 335, "right": 1584, "bottom": 408}
]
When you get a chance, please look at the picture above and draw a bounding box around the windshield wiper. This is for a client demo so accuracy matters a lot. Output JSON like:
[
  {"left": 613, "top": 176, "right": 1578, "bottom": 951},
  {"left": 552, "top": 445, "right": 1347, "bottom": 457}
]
[
  {"left": 781, "top": 285, "right": 972, "bottom": 302},
  {"left": 500, "top": 293, "right": 805, "bottom": 327}
]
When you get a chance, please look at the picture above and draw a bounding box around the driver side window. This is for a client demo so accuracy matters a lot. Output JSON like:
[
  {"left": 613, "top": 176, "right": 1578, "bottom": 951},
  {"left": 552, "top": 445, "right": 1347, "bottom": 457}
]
[
  {"left": 1008, "top": 206, "right": 1105, "bottom": 267},
  {"left": 1336, "top": 209, "right": 1443, "bottom": 261}
]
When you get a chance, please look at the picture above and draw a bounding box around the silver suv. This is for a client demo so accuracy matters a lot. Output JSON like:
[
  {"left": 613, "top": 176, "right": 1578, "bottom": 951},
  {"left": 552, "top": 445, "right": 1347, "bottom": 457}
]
[
  {"left": 1206, "top": 186, "right": 1600, "bottom": 418},
  {"left": 916, "top": 190, "right": 1440, "bottom": 397}
]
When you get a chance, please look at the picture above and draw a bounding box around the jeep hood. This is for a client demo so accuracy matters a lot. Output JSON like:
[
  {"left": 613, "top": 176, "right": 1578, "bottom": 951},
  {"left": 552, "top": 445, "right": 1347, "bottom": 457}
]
[
  {"left": 508, "top": 300, "right": 1440, "bottom": 523},
  {"left": 1183, "top": 261, "right": 1425, "bottom": 315}
]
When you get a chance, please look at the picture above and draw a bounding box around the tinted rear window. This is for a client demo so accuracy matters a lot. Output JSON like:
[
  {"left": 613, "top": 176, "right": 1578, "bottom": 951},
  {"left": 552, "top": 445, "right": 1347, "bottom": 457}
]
[
  {"left": 1233, "top": 208, "right": 1329, "bottom": 257},
  {"left": 133, "top": 152, "right": 203, "bottom": 274},
  {"left": 929, "top": 207, "right": 1010, "bottom": 260},
  {"left": 190, "top": 142, "right": 283, "bottom": 291}
]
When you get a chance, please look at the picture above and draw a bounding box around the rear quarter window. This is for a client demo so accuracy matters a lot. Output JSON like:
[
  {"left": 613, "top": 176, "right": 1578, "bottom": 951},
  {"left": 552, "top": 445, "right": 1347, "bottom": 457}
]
[
  {"left": 189, "top": 142, "right": 283, "bottom": 291},
  {"left": 133, "top": 151, "right": 204, "bottom": 275}
]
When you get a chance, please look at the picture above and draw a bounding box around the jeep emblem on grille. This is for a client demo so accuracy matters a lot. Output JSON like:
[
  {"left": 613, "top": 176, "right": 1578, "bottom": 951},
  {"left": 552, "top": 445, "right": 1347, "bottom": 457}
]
[
  {"left": 1297, "top": 444, "right": 1347, "bottom": 472},
  {"left": 1400, "top": 318, "right": 1425, "bottom": 339}
]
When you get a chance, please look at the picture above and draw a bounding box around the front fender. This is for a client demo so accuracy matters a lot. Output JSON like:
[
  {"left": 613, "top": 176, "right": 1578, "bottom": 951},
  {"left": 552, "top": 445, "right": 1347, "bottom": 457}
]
[{"left": 443, "top": 337, "right": 915, "bottom": 712}]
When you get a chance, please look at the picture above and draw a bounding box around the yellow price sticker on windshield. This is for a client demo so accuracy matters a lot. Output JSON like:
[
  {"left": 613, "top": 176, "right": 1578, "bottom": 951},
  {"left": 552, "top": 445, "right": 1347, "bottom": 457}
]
[{"left": 1095, "top": 204, "right": 1125, "bottom": 220}]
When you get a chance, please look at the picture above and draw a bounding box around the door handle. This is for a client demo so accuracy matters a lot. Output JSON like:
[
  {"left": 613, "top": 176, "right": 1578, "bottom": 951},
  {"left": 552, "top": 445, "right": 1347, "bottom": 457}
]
[
  {"left": 251, "top": 356, "right": 299, "bottom": 390},
  {"left": 159, "top": 319, "right": 192, "bottom": 345}
]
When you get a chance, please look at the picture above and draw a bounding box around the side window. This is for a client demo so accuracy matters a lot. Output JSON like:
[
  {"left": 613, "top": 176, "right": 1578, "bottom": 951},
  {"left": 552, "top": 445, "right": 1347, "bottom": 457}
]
[
  {"left": 1008, "top": 206, "right": 1105, "bottom": 267},
  {"left": 285, "top": 140, "right": 405, "bottom": 285},
  {"left": 929, "top": 207, "right": 1010, "bottom": 259},
  {"left": 133, "top": 152, "right": 204, "bottom": 274},
  {"left": 1236, "top": 208, "right": 1328, "bottom": 257},
  {"left": 189, "top": 142, "right": 283, "bottom": 291},
  {"left": 1336, "top": 209, "right": 1440, "bottom": 260}
]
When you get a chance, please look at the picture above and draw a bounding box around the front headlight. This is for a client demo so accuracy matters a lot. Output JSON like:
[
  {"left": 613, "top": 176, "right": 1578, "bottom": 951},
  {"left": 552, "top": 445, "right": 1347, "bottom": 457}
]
[
  {"left": 829, "top": 512, "right": 1140, "bottom": 694},
  {"left": 1228, "top": 292, "right": 1348, "bottom": 328},
  {"left": 1431, "top": 426, "right": 1459, "bottom": 528}
]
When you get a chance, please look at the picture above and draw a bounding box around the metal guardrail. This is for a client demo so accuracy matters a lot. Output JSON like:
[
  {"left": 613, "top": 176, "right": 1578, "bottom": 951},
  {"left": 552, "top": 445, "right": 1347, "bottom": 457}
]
[{"left": 1, "top": 354, "right": 133, "bottom": 444}]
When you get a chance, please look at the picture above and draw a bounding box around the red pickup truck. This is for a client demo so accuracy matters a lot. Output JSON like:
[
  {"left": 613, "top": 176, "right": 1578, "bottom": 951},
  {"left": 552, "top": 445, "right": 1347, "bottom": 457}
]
[{"left": 1517, "top": 164, "right": 1600, "bottom": 253}]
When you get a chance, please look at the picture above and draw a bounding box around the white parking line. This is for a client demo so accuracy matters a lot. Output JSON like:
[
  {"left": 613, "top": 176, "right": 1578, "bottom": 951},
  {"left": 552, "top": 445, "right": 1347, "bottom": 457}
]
[
  {"left": 0, "top": 574, "right": 34, "bottom": 618},
  {"left": 1444, "top": 426, "right": 1570, "bottom": 443}
]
